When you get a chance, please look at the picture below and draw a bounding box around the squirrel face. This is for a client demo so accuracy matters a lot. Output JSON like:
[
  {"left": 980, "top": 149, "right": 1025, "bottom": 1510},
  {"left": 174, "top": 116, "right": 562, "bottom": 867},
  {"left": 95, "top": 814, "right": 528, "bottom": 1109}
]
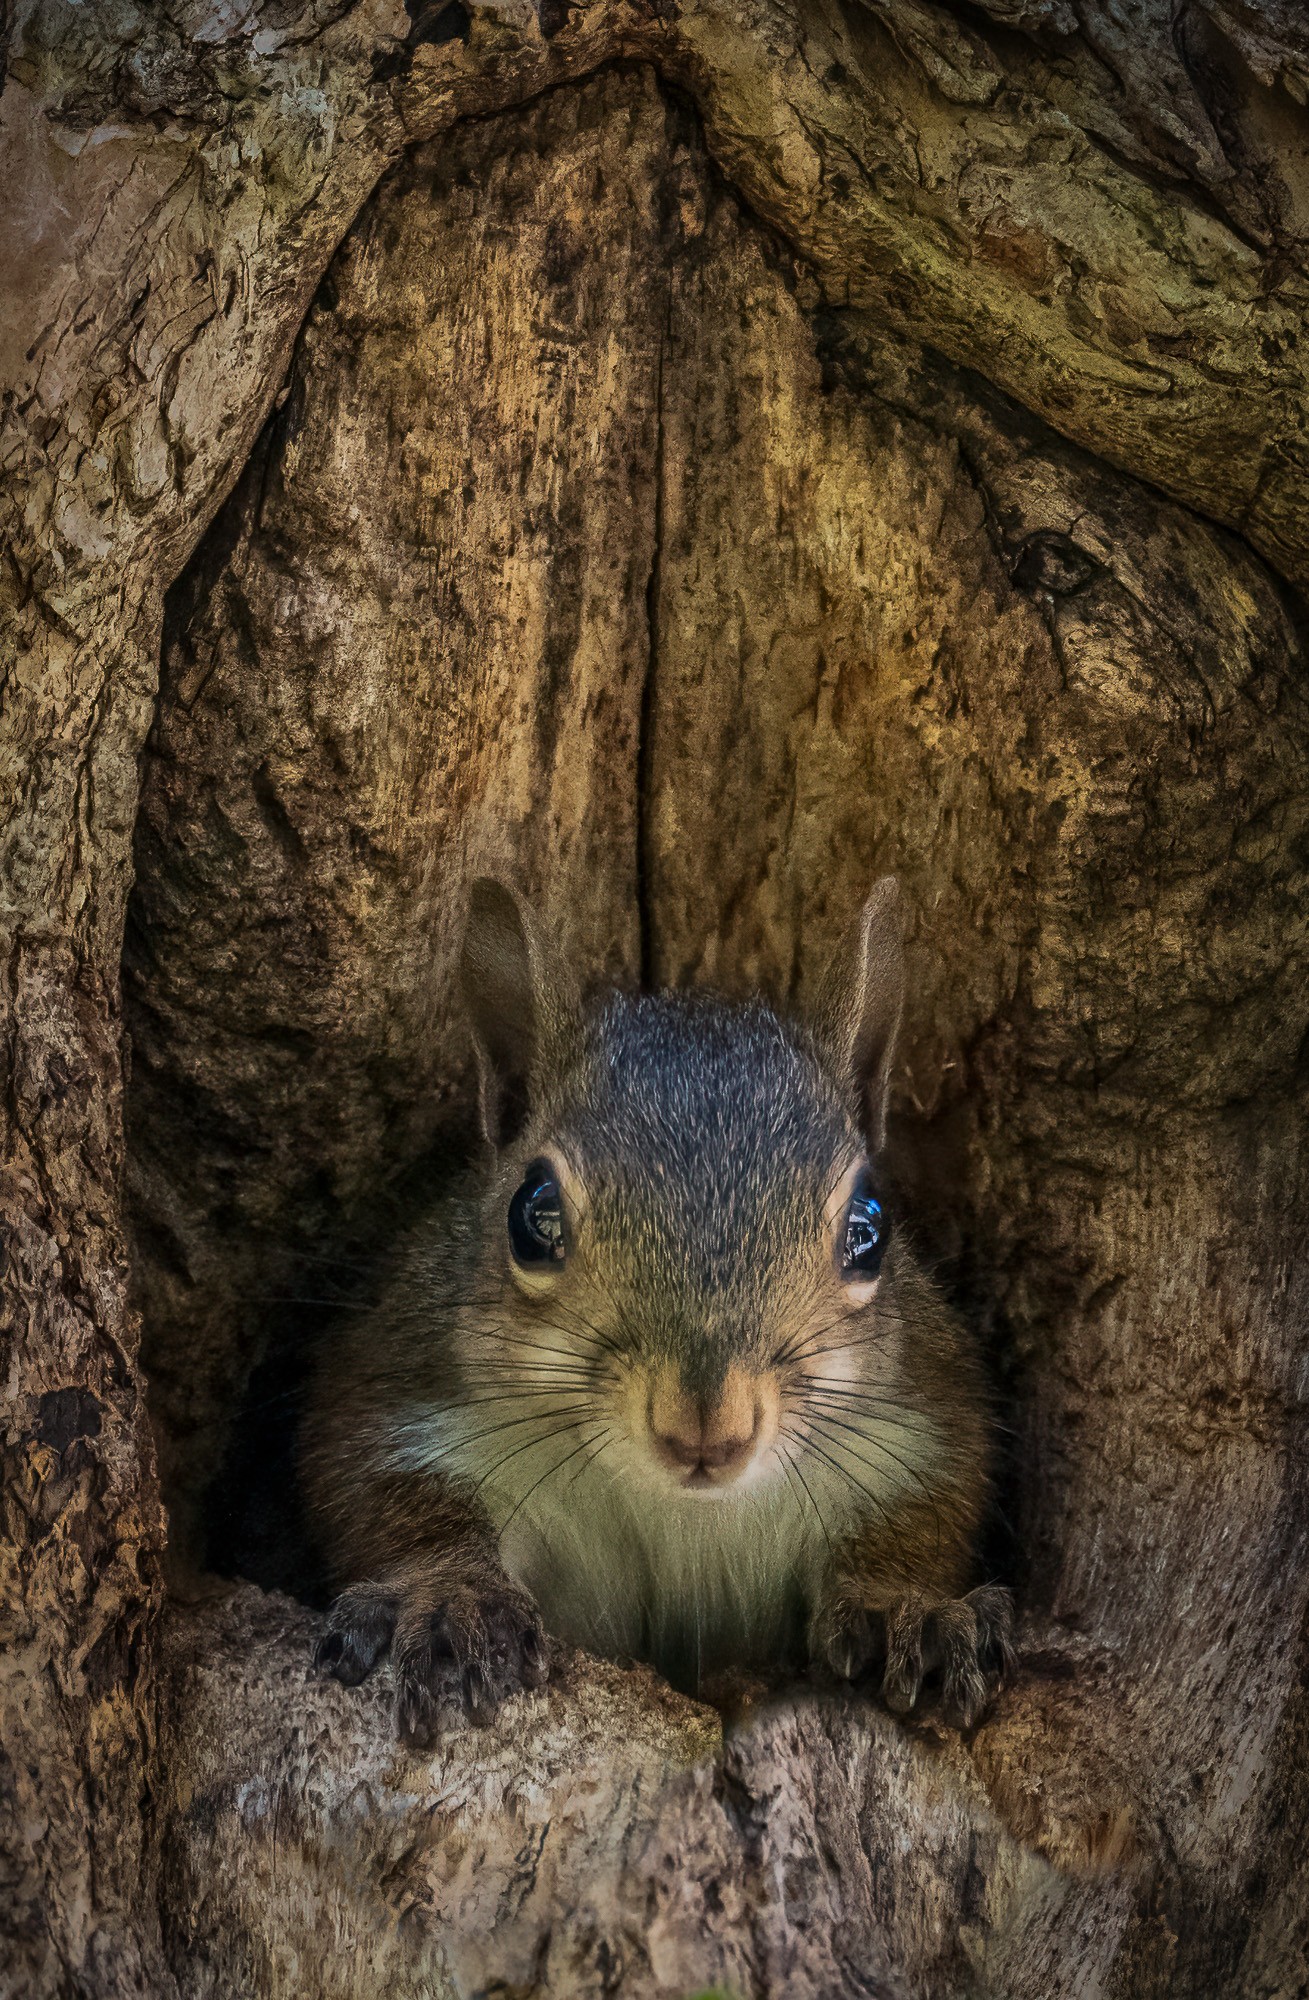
[{"left": 458, "top": 880, "right": 907, "bottom": 1510}]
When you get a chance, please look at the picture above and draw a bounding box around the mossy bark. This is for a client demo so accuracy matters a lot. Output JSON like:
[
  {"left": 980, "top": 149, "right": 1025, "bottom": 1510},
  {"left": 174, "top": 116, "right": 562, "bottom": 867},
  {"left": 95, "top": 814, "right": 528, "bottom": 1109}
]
[{"left": 3, "top": 4, "right": 1308, "bottom": 1996}]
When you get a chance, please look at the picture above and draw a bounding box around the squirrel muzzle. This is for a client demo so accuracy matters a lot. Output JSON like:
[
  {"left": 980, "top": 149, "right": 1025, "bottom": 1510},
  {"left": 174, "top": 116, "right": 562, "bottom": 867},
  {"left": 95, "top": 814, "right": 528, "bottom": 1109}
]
[{"left": 644, "top": 1364, "right": 781, "bottom": 1492}]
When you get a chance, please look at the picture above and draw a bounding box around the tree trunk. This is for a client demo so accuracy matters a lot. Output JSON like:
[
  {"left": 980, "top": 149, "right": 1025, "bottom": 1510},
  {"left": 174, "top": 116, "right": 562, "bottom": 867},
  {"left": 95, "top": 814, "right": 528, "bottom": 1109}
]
[{"left": 3, "top": 4, "right": 1307, "bottom": 1996}]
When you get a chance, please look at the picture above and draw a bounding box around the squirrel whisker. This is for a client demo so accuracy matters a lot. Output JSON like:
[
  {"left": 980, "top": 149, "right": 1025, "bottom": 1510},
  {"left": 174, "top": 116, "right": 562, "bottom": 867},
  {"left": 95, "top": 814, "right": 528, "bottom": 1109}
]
[
  {"left": 433, "top": 1401, "right": 598, "bottom": 1461},
  {"left": 498, "top": 1421, "right": 612, "bottom": 1533},
  {"left": 447, "top": 1387, "right": 601, "bottom": 1411},
  {"left": 797, "top": 1430, "right": 900, "bottom": 1546},
  {"left": 565, "top": 1426, "right": 616, "bottom": 1491},
  {"left": 470, "top": 1413, "right": 604, "bottom": 1500},
  {"left": 803, "top": 1411, "right": 944, "bottom": 1556},
  {"left": 777, "top": 1440, "right": 835, "bottom": 1557},
  {"left": 795, "top": 1379, "right": 927, "bottom": 1422},
  {"left": 227, "top": 1295, "right": 383, "bottom": 1313},
  {"left": 483, "top": 1325, "right": 619, "bottom": 1363}
]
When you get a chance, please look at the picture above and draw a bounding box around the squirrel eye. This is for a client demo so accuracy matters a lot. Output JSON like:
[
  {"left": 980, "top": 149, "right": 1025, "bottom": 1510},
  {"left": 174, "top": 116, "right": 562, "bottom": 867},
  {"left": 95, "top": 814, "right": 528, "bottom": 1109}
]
[
  {"left": 841, "top": 1173, "right": 887, "bottom": 1280},
  {"left": 508, "top": 1161, "right": 565, "bottom": 1267}
]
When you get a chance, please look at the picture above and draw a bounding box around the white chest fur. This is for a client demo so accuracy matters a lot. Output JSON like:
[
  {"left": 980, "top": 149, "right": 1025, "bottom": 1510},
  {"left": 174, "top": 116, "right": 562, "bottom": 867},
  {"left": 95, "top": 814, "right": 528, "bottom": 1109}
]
[{"left": 496, "top": 1464, "right": 834, "bottom": 1680}]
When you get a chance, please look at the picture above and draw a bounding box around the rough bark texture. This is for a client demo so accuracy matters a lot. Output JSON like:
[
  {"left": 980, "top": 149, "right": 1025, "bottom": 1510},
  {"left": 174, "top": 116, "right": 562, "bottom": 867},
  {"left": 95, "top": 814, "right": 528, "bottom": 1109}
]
[
  {"left": 3, "top": 2, "right": 1309, "bottom": 1997},
  {"left": 155, "top": 1585, "right": 1144, "bottom": 2000}
]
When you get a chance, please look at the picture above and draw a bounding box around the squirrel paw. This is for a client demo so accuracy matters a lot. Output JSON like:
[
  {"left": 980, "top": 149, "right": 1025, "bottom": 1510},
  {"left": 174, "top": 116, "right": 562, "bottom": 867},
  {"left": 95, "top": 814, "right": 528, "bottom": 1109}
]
[
  {"left": 822, "top": 1584, "right": 1014, "bottom": 1731},
  {"left": 315, "top": 1577, "right": 548, "bottom": 1748}
]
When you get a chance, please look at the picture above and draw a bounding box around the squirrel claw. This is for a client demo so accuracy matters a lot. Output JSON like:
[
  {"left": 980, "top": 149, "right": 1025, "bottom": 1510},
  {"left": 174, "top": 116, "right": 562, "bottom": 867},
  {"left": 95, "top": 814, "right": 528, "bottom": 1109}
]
[
  {"left": 317, "top": 1576, "right": 547, "bottom": 1745},
  {"left": 823, "top": 1584, "right": 1014, "bottom": 1731},
  {"left": 316, "top": 1584, "right": 397, "bottom": 1686},
  {"left": 519, "top": 1623, "right": 548, "bottom": 1688}
]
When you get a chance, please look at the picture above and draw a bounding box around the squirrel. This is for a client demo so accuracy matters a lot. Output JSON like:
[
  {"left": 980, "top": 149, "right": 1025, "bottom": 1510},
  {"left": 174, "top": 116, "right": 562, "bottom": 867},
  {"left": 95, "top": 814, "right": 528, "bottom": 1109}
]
[{"left": 301, "top": 877, "right": 1012, "bottom": 1747}]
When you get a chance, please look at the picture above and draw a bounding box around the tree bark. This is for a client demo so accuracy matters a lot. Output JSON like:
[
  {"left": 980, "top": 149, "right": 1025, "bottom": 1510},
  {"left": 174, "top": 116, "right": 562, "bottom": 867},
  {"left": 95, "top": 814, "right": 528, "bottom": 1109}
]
[{"left": 2, "top": 4, "right": 1308, "bottom": 1997}]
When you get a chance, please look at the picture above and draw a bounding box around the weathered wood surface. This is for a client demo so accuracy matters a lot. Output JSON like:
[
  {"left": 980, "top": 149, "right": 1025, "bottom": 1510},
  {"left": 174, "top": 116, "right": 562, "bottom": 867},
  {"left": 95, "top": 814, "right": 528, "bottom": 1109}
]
[
  {"left": 3, "top": 2, "right": 1309, "bottom": 1995},
  {"left": 157, "top": 1585, "right": 1146, "bottom": 2000}
]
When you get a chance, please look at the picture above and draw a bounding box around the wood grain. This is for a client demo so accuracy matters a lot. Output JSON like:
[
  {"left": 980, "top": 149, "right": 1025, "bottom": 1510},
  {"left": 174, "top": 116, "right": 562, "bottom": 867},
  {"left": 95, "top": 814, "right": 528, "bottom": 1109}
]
[{"left": 3, "top": 5, "right": 1308, "bottom": 1995}]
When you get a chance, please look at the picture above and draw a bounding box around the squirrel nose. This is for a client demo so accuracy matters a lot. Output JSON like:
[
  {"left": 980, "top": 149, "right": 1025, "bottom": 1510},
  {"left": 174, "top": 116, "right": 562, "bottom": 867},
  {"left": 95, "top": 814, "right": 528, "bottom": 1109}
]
[
  {"left": 655, "top": 1419, "right": 757, "bottom": 1472},
  {"left": 648, "top": 1371, "right": 761, "bottom": 1481}
]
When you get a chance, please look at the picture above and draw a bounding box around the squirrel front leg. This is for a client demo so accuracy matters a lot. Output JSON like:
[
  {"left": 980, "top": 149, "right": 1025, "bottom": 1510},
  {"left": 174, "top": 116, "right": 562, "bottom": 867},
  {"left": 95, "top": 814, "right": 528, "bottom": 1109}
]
[
  {"left": 811, "top": 1491, "right": 1013, "bottom": 1730},
  {"left": 312, "top": 1468, "right": 547, "bottom": 1748}
]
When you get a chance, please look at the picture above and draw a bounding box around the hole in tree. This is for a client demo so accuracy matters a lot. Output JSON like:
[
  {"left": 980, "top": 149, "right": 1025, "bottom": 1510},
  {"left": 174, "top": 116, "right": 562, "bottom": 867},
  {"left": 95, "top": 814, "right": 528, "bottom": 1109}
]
[{"left": 125, "top": 64, "right": 1029, "bottom": 1616}]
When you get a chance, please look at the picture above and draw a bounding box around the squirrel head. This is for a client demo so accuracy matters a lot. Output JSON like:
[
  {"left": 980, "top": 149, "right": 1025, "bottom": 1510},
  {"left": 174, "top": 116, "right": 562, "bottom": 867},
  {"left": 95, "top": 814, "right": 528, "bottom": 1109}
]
[{"left": 458, "top": 877, "right": 907, "bottom": 1502}]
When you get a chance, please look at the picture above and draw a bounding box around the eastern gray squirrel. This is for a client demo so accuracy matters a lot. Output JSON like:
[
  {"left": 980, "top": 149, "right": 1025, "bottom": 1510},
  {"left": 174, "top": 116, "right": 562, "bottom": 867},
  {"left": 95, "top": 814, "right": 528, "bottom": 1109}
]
[{"left": 301, "top": 878, "right": 1012, "bottom": 1746}]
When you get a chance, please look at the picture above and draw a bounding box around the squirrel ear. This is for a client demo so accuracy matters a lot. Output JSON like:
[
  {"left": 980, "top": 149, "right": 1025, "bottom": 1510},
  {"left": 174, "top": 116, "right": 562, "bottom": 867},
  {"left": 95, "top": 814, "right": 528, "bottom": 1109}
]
[
  {"left": 459, "top": 878, "right": 582, "bottom": 1149},
  {"left": 812, "top": 877, "right": 904, "bottom": 1152}
]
